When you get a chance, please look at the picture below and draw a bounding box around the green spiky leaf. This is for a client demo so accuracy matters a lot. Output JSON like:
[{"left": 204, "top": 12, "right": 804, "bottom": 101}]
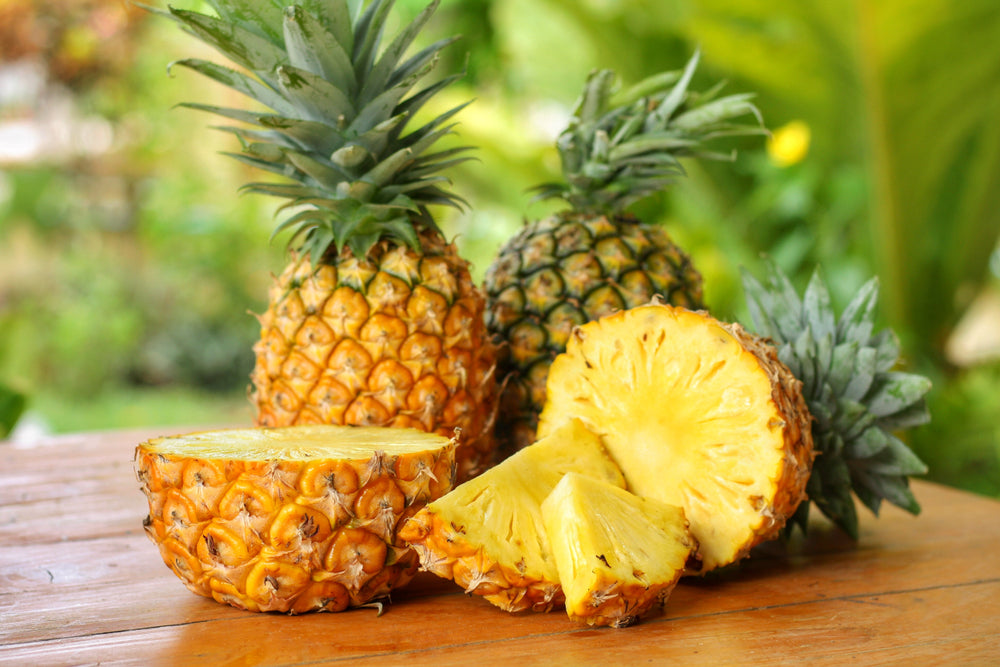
[
  {"left": 742, "top": 260, "right": 931, "bottom": 538},
  {"left": 155, "top": 0, "right": 469, "bottom": 262},
  {"left": 535, "top": 50, "right": 766, "bottom": 214}
]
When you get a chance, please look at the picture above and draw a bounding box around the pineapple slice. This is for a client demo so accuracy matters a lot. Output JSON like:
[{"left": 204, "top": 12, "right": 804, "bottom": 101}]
[
  {"left": 135, "top": 425, "right": 455, "bottom": 613},
  {"left": 398, "top": 419, "right": 625, "bottom": 612},
  {"left": 538, "top": 303, "right": 813, "bottom": 572},
  {"left": 541, "top": 472, "right": 696, "bottom": 627}
]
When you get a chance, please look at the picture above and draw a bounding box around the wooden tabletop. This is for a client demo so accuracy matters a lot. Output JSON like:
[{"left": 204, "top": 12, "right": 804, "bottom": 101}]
[{"left": 1, "top": 426, "right": 999, "bottom": 666}]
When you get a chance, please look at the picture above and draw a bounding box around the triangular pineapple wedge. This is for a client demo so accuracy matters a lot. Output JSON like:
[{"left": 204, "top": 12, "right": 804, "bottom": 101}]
[
  {"left": 136, "top": 425, "right": 455, "bottom": 613},
  {"left": 539, "top": 303, "right": 814, "bottom": 572},
  {"left": 399, "top": 419, "right": 625, "bottom": 612},
  {"left": 541, "top": 472, "right": 697, "bottom": 627}
]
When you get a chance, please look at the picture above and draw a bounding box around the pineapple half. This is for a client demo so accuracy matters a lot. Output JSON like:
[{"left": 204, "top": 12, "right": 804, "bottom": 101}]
[
  {"left": 398, "top": 418, "right": 625, "bottom": 612},
  {"left": 541, "top": 472, "right": 697, "bottom": 628},
  {"left": 538, "top": 303, "right": 814, "bottom": 572},
  {"left": 154, "top": 0, "right": 498, "bottom": 481},
  {"left": 135, "top": 425, "right": 455, "bottom": 613},
  {"left": 485, "top": 51, "right": 765, "bottom": 456}
]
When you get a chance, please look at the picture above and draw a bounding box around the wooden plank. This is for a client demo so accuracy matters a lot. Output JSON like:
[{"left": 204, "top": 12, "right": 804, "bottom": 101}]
[{"left": 1, "top": 579, "right": 997, "bottom": 666}]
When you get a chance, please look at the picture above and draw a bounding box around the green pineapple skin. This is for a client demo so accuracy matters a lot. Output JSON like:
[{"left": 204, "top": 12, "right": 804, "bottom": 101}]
[{"left": 484, "top": 211, "right": 703, "bottom": 455}]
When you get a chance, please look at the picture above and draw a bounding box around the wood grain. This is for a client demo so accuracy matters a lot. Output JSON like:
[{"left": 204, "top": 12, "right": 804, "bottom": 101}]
[{"left": 1, "top": 428, "right": 998, "bottom": 666}]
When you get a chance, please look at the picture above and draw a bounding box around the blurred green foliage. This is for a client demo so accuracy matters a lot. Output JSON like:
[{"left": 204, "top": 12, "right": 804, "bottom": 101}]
[{"left": 1, "top": 0, "right": 998, "bottom": 497}]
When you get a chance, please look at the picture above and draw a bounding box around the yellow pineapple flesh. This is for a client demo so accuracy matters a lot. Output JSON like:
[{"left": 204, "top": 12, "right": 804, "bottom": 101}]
[
  {"left": 541, "top": 472, "right": 697, "bottom": 627},
  {"left": 398, "top": 419, "right": 625, "bottom": 612},
  {"left": 135, "top": 425, "right": 455, "bottom": 613},
  {"left": 538, "top": 303, "right": 813, "bottom": 572}
]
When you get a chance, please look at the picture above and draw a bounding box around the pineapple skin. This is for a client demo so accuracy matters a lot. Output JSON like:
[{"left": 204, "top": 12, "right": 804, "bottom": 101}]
[
  {"left": 484, "top": 212, "right": 703, "bottom": 456},
  {"left": 398, "top": 419, "right": 626, "bottom": 613},
  {"left": 252, "top": 231, "right": 499, "bottom": 482},
  {"left": 135, "top": 426, "right": 456, "bottom": 614},
  {"left": 539, "top": 304, "right": 814, "bottom": 572}
]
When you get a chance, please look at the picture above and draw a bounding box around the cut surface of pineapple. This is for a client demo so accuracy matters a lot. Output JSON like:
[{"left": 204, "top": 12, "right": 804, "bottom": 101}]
[
  {"left": 398, "top": 419, "right": 625, "bottom": 612},
  {"left": 541, "top": 472, "right": 696, "bottom": 627},
  {"left": 135, "top": 425, "right": 456, "bottom": 613},
  {"left": 538, "top": 304, "right": 813, "bottom": 572}
]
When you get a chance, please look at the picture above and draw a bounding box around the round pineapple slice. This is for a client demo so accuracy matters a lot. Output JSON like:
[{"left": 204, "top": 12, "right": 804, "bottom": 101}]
[
  {"left": 538, "top": 303, "right": 813, "bottom": 572},
  {"left": 135, "top": 425, "right": 456, "bottom": 613}
]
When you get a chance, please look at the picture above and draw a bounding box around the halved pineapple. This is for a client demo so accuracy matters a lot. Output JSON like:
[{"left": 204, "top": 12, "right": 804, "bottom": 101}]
[
  {"left": 398, "top": 419, "right": 625, "bottom": 612},
  {"left": 135, "top": 425, "right": 455, "bottom": 613},
  {"left": 541, "top": 472, "right": 697, "bottom": 627},
  {"left": 538, "top": 303, "right": 813, "bottom": 572}
]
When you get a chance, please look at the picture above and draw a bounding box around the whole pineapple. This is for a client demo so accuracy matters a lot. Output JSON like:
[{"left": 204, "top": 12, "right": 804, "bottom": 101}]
[
  {"left": 484, "top": 51, "right": 764, "bottom": 454},
  {"left": 156, "top": 0, "right": 498, "bottom": 480}
]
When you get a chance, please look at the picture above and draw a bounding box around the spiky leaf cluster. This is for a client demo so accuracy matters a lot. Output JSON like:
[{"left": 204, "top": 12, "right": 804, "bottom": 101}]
[
  {"left": 533, "top": 50, "right": 765, "bottom": 215},
  {"left": 742, "top": 261, "right": 931, "bottom": 539},
  {"left": 150, "top": 0, "right": 471, "bottom": 261}
]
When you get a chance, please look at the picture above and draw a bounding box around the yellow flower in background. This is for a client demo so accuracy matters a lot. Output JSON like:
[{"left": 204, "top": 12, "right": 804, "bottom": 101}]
[{"left": 767, "top": 120, "right": 811, "bottom": 167}]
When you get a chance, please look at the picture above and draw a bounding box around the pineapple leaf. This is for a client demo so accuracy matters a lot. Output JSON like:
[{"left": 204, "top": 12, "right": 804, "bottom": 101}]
[
  {"left": 360, "top": 0, "right": 439, "bottom": 106},
  {"left": 256, "top": 116, "right": 343, "bottom": 155},
  {"left": 864, "top": 372, "right": 933, "bottom": 418},
  {"left": 743, "top": 259, "right": 931, "bottom": 537},
  {"left": 203, "top": 0, "right": 285, "bottom": 44},
  {"left": 352, "top": 0, "right": 394, "bottom": 78},
  {"left": 648, "top": 49, "right": 699, "bottom": 128},
  {"left": 803, "top": 269, "right": 836, "bottom": 342},
  {"left": 276, "top": 65, "right": 356, "bottom": 123},
  {"left": 283, "top": 4, "right": 356, "bottom": 94},
  {"left": 169, "top": 58, "right": 294, "bottom": 115},
  {"left": 167, "top": 7, "right": 286, "bottom": 86}
]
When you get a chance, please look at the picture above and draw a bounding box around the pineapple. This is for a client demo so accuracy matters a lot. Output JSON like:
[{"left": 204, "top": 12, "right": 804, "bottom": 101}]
[
  {"left": 135, "top": 424, "right": 456, "bottom": 613},
  {"left": 155, "top": 0, "right": 498, "bottom": 481},
  {"left": 398, "top": 418, "right": 626, "bottom": 613},
  {"left": 484, "top": 51, "right": 764, "bottom": 455},
  {"left": 741, "top": 261, "right": 930, "bottom": 539},
  {"left": 539, "top": 303, "right": 814, "bottom": 572},
  {"left": 541, "top": 473, "right": 696, "bottom": 628}
]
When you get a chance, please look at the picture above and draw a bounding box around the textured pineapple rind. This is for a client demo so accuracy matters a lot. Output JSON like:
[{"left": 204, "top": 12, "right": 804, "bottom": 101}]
[
  {"left": 399, "top": 509, "right": 564, "bottom": 613},
  {"left": 719, "top": 320, "right": 815, "bottom": 552},
  {"left": 484, "top": 212, "right": 703, "bottom": 456},
  {"left": 538, "top": 304, "right": 814, "bottom": 573},
  {"left": 134, "top": 426, "right": 457, "bottom": 614},
  {"left": 251, "top": 232, "right": 499, "bottom": 482}
]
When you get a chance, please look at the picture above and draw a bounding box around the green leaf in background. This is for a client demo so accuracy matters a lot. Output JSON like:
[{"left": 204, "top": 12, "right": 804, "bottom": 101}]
[
  {"left": 0, "top": 383, "right": 26, "bottom": 439},
  {"left": 677, "top": 0, "right": 1000, "bottom": 362}
]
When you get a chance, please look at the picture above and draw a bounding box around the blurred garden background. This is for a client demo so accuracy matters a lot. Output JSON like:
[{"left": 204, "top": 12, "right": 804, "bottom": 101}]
[{"left": 1, "top": 0, "right": 998, "bottom": 497}]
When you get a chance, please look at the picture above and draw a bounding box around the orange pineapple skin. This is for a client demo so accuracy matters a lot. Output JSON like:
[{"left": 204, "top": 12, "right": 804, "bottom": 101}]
[
  {"left": 398, "top": 508, "right": 564, "bottom": 613},
  {"left": 135, "top": 429, "right": 456, "bottom": 613},
  {"left": 251, "top": 233, "right": 499, "bottom": 481}
]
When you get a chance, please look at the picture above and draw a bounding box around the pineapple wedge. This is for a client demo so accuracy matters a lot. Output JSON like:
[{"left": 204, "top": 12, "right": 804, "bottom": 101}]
[
  {"left": 399, "top": 419, "right": 625, "bottom": 612},
  {"left": 541, "top": 472, "right": 696, "bottom": 627},
  {"left": 539, "top": 303, "right": 814, "bottom": 572},
  {"left": 135, "top": 425, "right": 455, "bottom": 613}
]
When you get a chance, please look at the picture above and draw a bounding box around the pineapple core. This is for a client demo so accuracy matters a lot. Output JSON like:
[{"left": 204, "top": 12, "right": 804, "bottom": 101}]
[
  {"left": 539, "top": 304, "right": 812, "bottom": 572},
  {"left": 399, "top": 418, "right": 626, "bottom": 612},
  {"left": 541, "top": 472, "right": 696, "bottom": 627}
]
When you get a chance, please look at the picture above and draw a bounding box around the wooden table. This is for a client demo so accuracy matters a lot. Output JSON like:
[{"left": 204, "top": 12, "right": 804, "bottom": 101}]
[{"left": 1, "top": 427, "right": 999, "bottom": 666}]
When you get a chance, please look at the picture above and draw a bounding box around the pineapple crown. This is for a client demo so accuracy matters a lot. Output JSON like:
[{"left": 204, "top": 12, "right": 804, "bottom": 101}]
[
  {"left": 150, "top": 0, "right": 472, "bottom": 262},
  {"left": 533, "top": 50, "right": 766, "bottom": 215},
  {"left": 742, "top": 260, "right": 931, "bottom": 540}
]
